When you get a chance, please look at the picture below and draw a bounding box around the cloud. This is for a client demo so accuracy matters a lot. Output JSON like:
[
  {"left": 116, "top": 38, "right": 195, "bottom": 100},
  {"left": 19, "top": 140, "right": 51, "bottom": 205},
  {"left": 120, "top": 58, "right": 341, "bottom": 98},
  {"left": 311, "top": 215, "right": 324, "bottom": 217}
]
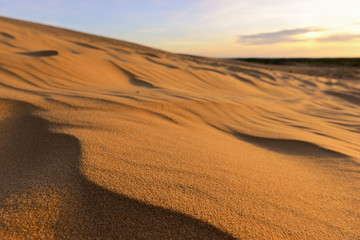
[
  {"left": 316, "top": 34, "right": 360, "bottom": 42},
  {"left": 237, "top": 27, "right": 322, "bottom": 45}
]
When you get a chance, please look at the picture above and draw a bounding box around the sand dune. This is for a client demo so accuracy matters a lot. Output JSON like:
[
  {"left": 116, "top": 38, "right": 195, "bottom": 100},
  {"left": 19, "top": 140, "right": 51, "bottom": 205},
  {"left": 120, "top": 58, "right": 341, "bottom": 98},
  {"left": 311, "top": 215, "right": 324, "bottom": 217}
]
[{"left": 0, "top": 16, "right": 359, "bottom": 239}]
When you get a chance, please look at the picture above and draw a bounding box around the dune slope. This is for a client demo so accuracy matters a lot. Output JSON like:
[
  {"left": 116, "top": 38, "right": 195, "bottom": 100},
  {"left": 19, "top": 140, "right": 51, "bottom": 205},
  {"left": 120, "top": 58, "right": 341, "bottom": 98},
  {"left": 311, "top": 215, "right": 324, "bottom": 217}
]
[{"left": 0, "top": 17, "right": 359, "bottom": 239}]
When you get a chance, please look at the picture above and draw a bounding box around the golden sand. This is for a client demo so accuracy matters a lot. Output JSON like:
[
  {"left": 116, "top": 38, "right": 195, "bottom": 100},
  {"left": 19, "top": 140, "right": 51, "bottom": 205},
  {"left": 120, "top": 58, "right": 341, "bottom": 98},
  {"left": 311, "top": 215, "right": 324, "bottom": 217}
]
[{"left": 0, "top": 17, "right": 359, "bottom": 239}]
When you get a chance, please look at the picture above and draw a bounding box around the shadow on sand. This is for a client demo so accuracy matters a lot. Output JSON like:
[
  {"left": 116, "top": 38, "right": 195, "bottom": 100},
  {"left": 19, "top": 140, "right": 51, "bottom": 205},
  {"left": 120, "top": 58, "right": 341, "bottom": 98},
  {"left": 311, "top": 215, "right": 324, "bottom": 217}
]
[{"left": 0, "top": 99, "right": 235, "bottom": 239}]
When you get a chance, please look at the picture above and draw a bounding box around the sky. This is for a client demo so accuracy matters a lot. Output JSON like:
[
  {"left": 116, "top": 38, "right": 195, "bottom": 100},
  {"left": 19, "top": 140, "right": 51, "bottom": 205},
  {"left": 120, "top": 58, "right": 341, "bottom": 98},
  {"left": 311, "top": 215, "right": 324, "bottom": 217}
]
[{"left": 1, "top": 0, "right": 360, "bottom": 58}]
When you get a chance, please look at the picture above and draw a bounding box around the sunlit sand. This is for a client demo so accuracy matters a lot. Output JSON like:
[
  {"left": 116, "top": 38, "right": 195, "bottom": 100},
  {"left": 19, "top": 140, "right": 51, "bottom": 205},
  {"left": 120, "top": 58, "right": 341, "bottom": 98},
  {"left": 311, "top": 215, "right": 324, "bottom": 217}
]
[{"left": 0, "top": 17, "right": 359, "bottom": 239}]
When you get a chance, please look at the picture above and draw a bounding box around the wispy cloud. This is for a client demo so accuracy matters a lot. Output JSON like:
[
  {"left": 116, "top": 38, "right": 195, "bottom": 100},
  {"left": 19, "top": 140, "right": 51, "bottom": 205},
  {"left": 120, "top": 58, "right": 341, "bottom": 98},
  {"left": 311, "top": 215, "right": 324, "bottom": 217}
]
[
  {"left": 316, "top": 34, "right": 360, "bottom": 42},
  {"left": 237, "top": 27, "right": 323, "bottom": 45}
]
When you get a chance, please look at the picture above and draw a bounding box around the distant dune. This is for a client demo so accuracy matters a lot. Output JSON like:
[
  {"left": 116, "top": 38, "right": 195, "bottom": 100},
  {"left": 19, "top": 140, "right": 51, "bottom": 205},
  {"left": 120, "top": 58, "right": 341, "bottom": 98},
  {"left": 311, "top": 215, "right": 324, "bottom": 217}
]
[{"left": 0, "top": 16, "right": 359, "bottom": 239}]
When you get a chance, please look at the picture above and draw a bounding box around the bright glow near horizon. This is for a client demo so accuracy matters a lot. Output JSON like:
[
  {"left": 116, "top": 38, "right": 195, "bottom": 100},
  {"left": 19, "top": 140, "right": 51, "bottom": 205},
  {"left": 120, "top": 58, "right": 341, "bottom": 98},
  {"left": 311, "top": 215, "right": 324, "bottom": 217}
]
[{"left": 1, "top": 0, "right": 359, "bottom": 57}]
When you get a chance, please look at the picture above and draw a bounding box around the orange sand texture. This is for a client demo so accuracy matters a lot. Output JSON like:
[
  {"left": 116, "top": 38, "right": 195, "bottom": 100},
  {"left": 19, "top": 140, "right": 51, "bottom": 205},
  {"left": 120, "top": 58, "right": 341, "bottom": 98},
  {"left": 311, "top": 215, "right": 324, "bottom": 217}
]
[{"left": 0, "top": 17, "right": 359, "bottom": 239}]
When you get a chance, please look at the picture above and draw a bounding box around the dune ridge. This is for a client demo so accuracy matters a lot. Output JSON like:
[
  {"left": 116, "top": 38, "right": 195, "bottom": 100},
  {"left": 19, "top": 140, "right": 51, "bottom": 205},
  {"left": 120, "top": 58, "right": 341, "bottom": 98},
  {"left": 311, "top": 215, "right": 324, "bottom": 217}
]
[{"left": 0, "top": 16, "right": 359, "bottom": 239}]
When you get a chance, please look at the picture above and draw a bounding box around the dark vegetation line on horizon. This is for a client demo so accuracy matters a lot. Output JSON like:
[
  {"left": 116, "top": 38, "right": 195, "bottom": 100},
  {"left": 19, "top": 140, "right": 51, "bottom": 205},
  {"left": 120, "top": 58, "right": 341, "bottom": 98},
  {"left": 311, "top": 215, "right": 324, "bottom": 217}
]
[{"left": 233, "top": 58, "right": 360, "bottom": 67}]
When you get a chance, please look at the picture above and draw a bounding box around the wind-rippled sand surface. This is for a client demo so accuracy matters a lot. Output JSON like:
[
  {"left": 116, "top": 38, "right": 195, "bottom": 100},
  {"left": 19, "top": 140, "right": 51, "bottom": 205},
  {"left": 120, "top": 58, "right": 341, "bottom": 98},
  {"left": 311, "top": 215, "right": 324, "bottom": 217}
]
[{"left": 0, "top": 17, "right": 359, "bottom": 239}]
